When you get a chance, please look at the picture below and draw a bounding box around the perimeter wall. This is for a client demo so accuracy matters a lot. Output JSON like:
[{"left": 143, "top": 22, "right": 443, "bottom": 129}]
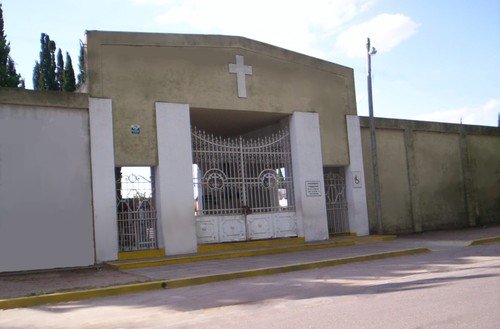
[
  {"left": 360, "top": 117, "right": 500, "bottom": 234},
  {"left": 0, "top": 89, "right": 95, "bottom": 272}
]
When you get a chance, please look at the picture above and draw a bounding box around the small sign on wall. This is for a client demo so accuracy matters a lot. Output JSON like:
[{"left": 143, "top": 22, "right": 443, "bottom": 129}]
[
  {"left": 352, "top": 171, "right": 363, "bottom": 188},
  {"left": 131, "top": 124, "right": 141, "bottom": 135},
  {"left": 305, "top": 181, "right": 322, "bottom": 197}
]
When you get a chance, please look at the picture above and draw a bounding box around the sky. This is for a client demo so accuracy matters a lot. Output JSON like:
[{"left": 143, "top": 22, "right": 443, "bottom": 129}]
[{"left": 2, "top": 0, "right": 500, "bottom": 126}]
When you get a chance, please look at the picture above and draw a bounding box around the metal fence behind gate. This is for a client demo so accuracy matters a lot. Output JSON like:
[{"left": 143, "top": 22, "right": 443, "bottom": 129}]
[
  {"left": 116, "top": 170, "right": 158, "bottom": 251},
  {"left": 324, "top": 170, "right": 349, "bottom": 234},
  {"left": 192, "top": 127, "right": 295, "bottom": 216}
]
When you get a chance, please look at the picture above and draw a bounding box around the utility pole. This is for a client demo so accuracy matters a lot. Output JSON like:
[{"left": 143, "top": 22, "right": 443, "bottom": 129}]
[{"left": 367, "top": 37, "right": 383, "bottom": 234}]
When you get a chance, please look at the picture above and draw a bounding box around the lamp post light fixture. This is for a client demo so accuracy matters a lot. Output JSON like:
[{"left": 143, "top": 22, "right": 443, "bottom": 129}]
[{"left": 367, "top": 37, "right": 383, "bottom": 234}]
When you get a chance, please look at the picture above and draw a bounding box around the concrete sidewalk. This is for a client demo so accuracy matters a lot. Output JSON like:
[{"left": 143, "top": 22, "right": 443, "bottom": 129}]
[{"left": 1, "top": 225, "right": 498, "bottom": 309}]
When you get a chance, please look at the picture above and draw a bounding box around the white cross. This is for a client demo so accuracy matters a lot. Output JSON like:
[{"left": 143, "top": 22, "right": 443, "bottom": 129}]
[{"left": 229, "top": 55, "right": 252, "bottom": 98}]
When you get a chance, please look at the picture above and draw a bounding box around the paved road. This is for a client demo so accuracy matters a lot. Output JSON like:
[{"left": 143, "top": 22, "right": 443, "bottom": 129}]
[{"left": 1, "top": 243, "right": 499, "bottom": 329}]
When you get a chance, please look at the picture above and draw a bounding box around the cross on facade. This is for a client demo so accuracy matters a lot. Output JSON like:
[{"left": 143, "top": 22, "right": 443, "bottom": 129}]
[{"left": 229, "top": 55, "right": 252, "bottom": 98}]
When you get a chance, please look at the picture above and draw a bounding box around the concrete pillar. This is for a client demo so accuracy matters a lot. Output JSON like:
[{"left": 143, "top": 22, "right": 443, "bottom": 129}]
[
  {"left": 89, "top": 98, "right": 118, "bottom": 262},
  {"left": 345, "top": 115, "right": 369, "bottom": 236},
  {"left": 404, "top": 127, "right": 421, "bottom": 232},
  {"left": 290, "top": 112, "right": 329, "bottom": 241},
  {"left": 155, "top": 102, "right": 197, "bottom": 255},
  {"left": 458, "top": 126, "right": 477, "bottom": 227}
]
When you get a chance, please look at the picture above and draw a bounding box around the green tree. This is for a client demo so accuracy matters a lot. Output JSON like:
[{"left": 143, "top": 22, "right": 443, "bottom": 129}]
[
  {"left": 33, "top": 33, "right": 77, "bottom": 92},
  {"left": 34, "top": 33, "right": 58, "bottom": 90},
  {"left": 0, "top": 2, "right": 22, "bottom": 87},
  {"left": 76, "top": 41, "right": 85, "bottom": 88},
  {"left": 62, "top": 52, "right": 75, "bottom": 92},
  {"left": 56, "top": 48, "right": 64, "bottom": 90},
  {"left": 49, "top": 39, "right": 56, "bottom": 89},
  {"left": 32, "top": 61, "right": 40, "bottom": 90}
]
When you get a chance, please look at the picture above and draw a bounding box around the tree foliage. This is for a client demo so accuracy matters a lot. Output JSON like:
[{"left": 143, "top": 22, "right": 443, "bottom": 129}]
[
  {"left": 76, "top": 41, "right": 85, "bottom": 88},
  {"left": 33, "top": 33, "right": 77, "bottom": 92},
  {"left": 0, "top": 3, "right": 23, "bottom": 88},
  {"left": 63, "top": 52, "right": 76, "bottom": 92},
  {"left": 32, "top": 61, "right": 40, "bottom": 90},
  {"left": 34, "top": 33, "right": 58, "bottom": 90},
  {"left": 56, "top": 48, "right": 64, "bottom": 90}
]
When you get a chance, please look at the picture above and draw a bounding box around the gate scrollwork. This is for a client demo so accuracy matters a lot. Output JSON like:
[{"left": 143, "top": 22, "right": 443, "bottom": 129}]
[
  {"left": 192, "top": 126, "right": 295, "bottom": 216},
  {"left": 204, "top": 169, "right": 227, "bottom": 190}
]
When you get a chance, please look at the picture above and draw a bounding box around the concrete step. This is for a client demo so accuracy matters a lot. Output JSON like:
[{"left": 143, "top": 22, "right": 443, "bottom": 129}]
[{"left": 107, "top": 235, "right": 397, "bottom": 270}]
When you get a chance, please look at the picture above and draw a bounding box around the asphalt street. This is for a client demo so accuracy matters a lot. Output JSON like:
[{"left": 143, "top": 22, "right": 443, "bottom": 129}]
[{"left": 0, "top": 242, "right": 498, "bottom": 329}]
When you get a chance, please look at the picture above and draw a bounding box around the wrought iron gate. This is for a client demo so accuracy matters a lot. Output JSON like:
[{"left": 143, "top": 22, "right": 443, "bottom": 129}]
[
  {"left": 192, "top": 126, "right": 296, "bottom": 243},
  {"left": 116, "top": 170, "right": 158, "bottom": 251},
  {"left": 324, "top": 170, "right": 349, "bottom": 234}
]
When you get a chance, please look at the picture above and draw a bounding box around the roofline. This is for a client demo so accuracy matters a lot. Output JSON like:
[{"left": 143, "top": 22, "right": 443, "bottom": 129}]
[{"left": 85, "top": 30, "right": 353, "bottom": 74}]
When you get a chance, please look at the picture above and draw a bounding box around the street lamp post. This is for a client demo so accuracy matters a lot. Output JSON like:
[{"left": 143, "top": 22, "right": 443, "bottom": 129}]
[{"left": 367, "top": 37, "right": 383, "bottom": 234}]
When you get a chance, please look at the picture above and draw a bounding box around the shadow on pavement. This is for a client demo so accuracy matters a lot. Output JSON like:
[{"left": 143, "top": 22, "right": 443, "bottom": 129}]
[{"left": 29, "top": 242, "right": 499, "bottom": 314}]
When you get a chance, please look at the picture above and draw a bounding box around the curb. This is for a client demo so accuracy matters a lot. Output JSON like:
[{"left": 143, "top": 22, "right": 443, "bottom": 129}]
[
  {"left": 198, "top": 237, "right": 306, "bottom": 253},
  {"left": 468, "top": 236, "right": 500, "bottom": 246},
  {"left": 0, "top": 247, "right": 430, "bottom": 310},
  {"left": 354, "top": 235, "right": 397, "bottom": 243},
  {"left": 163, "top": 247, "right": 430, "bottom": 289},
  {"left": 108, "top": 240, "right": 356, "bottom": 270}
]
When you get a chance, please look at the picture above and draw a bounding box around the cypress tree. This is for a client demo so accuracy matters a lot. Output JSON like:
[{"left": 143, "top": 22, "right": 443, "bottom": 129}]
[
  {"left": 76, "top": 41, "right": 85, "bottom": 88},
  {"left": 33, "top": 61, "right": 40, "bottom": 90},
  {"left": 0, "top": 3, "right": 6, "bottom": 70},
  {"left": 36, "top": 33, "right": 49, "bottom": 90},
  {"left": 56, "top": 48, "right": 64, "bottom": 90},
  {"left": 6, "top": 55, "right": 17, "bottom": 78},
  {"left": 0, "top": 3, "right": 22, "bottom": 87},
  {"left": 62, "top": 52, "right": 76, "bottom": 92},
  {"left": 34, "top": 33, "right": 59, "bottom": 90},
  {"left": 32, "top": 32, "right": 77, "bottom": 92},
  {"left": 48, "top": 40, "right": 57, "bottom": 90}
]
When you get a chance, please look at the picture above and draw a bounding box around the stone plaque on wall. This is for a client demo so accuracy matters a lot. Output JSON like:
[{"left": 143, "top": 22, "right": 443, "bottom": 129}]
[{"left": 305, "top": 181, "right": 322, "bottom": 197}]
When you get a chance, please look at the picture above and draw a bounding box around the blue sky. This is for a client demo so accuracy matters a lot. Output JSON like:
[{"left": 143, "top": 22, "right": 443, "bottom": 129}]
[{"left": 3, "top": 0, "right": 499, "bottom": 126}]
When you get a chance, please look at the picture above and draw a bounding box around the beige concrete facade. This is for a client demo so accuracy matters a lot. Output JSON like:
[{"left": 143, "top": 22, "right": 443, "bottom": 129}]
[
  {"left": 86, "top": 31, "right": 357, "bottom": 166},
  {"left": 360, "top": 117, "right": 500, "bottom": 234}
]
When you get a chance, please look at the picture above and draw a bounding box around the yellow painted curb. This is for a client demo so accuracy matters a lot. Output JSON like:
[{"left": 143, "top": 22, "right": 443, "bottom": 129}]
[
  {"left": 468, "top": 236, "right": 500, "bottom": 246},
  {"left": 0, "top": 247, "right": 430, "bottom": 310},
  {"left": 330, "top": 232, "right": 358, "bottom": 237},
  {"left": 109, "top": 240, "right": 355, "bottom": 270},
  {"left": 361, "top": 235, "right": 397, "bottom": 242},
  {"left": 198, "top": 237, "right": 306, "bottom": 253},
  {"left": 0, "top": 281, "right": 164, "bottom": 310},
  {"left": 118, "top": 249, "right": 165, "bottom": 260}
]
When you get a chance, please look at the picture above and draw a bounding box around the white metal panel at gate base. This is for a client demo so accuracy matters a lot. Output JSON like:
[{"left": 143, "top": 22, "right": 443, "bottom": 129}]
[
  {"left": 273, "top": 212, "right": 298, "bottom": 237},
  {"left": 195, "top": 217, "right": 220, "bottom": 244},
  {"left": 220, "top": 216, "right": 247, "bottom": 241},
  {"left": 195, "top": 212, "right": 297, "bottom": 243},
  {"left": 195, "top": 215, "right": 246, "bottom": 243},
  {"left": 247, "top": 212, "right": 298, "bottom": 239},
  {"left": 247, "top": 214, "right": 274, "bottom": 240}
]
